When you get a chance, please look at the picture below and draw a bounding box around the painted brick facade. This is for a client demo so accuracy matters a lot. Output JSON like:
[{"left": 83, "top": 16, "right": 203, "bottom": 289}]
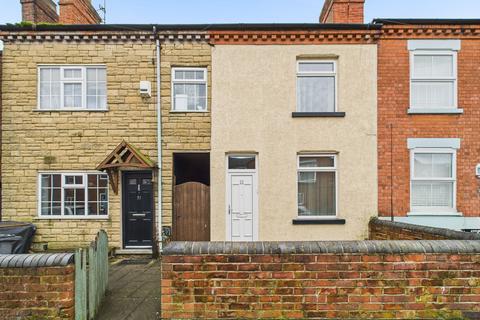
[
  {"left": 160, "top": 42, "right": 211, "bottom": 228},
  {"left": 161, "top": 242, "right": 480, "bottom": 319},
  {"left": 0, "top": 40, "right": 157, "bottom": 249},
  {"left": 377, "top": 26, "right": 480, "bottom": 223},
  {"left": 0, "top": 265, "right": 75, "bottom": 319}
]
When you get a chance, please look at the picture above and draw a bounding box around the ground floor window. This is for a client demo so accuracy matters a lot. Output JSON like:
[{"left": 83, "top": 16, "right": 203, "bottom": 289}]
[
  {"left": 297, "top": 155, "right": 336, "bottom": 217},
  {"left": 410, "top": 148, "right": 456, "bottom": 213},
  {"left": 39, "top": 172, "right": 108, "bottom": 217}
]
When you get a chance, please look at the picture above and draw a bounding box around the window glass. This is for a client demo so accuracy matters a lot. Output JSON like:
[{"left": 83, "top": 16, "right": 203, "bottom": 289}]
[
  {"left": 411, "top": 151, "right": 455, "bottom": 211},
  {"left": 298, "top": 171, "right": 336, "bottom": 216},
  {"left": 172, "top": 68, "right": 207, "bottom": 111},
  {"left": 297, "top": 155, "right": 337, "bottom": 217},
  {"left": 38, "top": 66, "right": 106, "bottom": 110},
  {"left": 297, "top": 76, "right": 335, "bottom": 112},
  {"left": 40, "top": 173, "right": 108, "bottom": 217},
  {"left": 298, "top": 62, "right": 334, "bottom": 73},
  {"left": 410, "top": 52, "right": 456, "bottom": 109},
  {"left": 299, "top": 156, "right": 335, "bottom": 168},
  {"left": 228, "top": 156, "right": 256, "bottom": 170}
]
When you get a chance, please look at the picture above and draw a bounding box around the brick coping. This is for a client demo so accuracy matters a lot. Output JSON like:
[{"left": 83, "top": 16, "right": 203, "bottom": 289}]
[
  {"left": 163, "top": 240, "right": 480, "bottom": 255},
  {"left": 371, "top": 217, "right": 480, "bottom": 240},
  {"left": 0, "top": 253, "right": 74, "bottom": 268}
]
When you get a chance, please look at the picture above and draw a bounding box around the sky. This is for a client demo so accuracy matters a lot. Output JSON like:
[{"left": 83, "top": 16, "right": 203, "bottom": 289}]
[{"left": 0, "top": 0, "right": 479, "bottom": 25}]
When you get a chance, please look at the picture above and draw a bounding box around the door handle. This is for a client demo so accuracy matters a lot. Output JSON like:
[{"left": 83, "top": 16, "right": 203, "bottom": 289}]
[
  {"left": 228, "top": 205, "right": 231, "bottom": 215},
  {"left": 132, "top": 213, "right": 146, "bottom": 217}
]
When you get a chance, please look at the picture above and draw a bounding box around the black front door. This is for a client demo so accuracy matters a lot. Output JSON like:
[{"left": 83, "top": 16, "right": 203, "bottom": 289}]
[{"left": 122, "top": 171, "right": 153, "bottom": 248}]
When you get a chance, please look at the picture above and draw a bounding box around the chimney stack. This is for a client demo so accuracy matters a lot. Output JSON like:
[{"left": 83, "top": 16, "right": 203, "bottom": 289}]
[
  {"left": 59, "top": 0, "right": 102, "bottom": 24},
  {"left": 319, "top": 0, "right": 365, "bottom": 24},
  {"left": 20, "top": 0, "right": 59, "bottom": 23}
]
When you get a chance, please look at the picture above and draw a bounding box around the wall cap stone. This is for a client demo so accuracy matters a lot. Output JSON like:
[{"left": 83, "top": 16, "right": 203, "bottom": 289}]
[
  {"left": 163, "top": 240, "right": 480, "bottom": 255},
  {"left": 371, "top": 217, "right": 480, "bottom": 240},
  {"left": 0, "top": 253, "right": 74, "bottom": 268}
]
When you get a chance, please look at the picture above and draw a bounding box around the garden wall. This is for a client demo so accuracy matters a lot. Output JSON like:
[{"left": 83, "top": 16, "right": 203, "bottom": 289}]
[
  {"left": 162, "top": 241, "right": 480, "bottom": 319},
  {"left": 369, "top": 218, "right": 480, "bottom": 241},
  {"left": 0, "top": 253, "right": 75, "bottom": 320}
]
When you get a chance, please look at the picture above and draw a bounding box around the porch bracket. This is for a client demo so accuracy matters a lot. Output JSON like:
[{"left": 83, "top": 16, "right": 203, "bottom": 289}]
[{"left": 96, "top": 140, "right": 157, "bottom": 195}]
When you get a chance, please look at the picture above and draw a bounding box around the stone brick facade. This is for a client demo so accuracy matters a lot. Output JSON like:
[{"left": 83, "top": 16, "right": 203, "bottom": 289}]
[
  {"left": 161, "top": 241, "right": 480, "bottom": 319},
  {"left": 1, "top": 40, "right": 157, "bottom": 249},
  {"left": 0, "top": 264, "right": 75, "bottom": 319},
  {"left": 159, "top": 42, "right": 211, "bottom": 227},
  {"left": 369, "top": 218, "right": 480, "bottom": 241},
  {"left": 377, "top": 25, "right": 480, "bottom": 224}
]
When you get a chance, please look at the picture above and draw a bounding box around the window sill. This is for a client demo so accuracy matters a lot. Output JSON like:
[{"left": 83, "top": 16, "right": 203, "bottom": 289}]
[
  {"left": 35, "top": 216, "right": 110, "bottom": 220},
  {"left": 292, "top": 112, "right": 345, "bottom": 118},
  {"left": 292, "top": 218, "right": 346, "bottom": 225},
  {"left": 170, "top": 110, "right": 209, "bottom": 113},
  {"left": 34, "top": 109, "right": 109, "bottom": 112},
  {"left": 407, "top": 108, "right": 463, "bottom": 115},
  {"left": 407, "top": 212, "right": 463, "bottom": 217}
]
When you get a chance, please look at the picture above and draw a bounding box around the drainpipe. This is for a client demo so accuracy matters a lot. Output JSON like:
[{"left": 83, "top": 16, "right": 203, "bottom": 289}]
[{"left": 154, "top": 27, "right": 163, "bottom": 254}]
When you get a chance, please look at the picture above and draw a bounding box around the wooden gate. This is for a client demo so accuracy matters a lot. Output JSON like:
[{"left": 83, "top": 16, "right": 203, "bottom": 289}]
[
  {"left": 75, "top": 230, "right": 109, "bottom": 320},
  {"left": 173, "top": 182, "right": 210, "bottom": 241}
]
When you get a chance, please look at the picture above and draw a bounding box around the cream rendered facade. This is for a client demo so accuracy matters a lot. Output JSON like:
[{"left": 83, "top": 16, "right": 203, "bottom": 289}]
[{"left": 211, "top": 44, "right": 378, "bottom": 241}]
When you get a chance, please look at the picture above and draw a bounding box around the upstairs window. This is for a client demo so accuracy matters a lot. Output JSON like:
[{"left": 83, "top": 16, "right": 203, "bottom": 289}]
[
  {"left": 172, "top": 67, "right": 207, "bottom": 112},
  {"left": 38, "top": 66, "right": 107, "bottom": 110},
  {"left": 297, "top": 61, "right": 336, "bottom": 113},
  {"left": 408, "top": 40, "right": 461, "bottom": 113},
  {"left": 39, "top": 172, "right": 108, "bottom": 218}
]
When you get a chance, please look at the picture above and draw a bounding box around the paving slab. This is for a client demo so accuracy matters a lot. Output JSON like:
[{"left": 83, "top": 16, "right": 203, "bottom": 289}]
[{"left": 95, "top": 259, "right": 161, "bottom": 320}]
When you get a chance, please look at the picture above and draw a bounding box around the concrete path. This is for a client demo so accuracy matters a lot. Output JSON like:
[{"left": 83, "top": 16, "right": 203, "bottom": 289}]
[{"left": 95, "top": 259, "right": 161, "bottom": 320}]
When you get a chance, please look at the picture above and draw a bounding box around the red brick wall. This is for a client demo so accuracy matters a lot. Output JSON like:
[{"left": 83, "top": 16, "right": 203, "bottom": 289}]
[
  {"left": 369, "top": 218, "right": 480, "bottom": 241},
  {"left": 378, "top": 31, "right": 480, "bottom": 217},
  {"left": 0, "top": 265, "right": 75, "bottom": 319},
  {"left": 59, "top": 0, "right": 101, "bottom": 24},
  {"left": 161, "top": 243, "right": 480, "bottom": 319},
  {"left": 20, "top": 0, "right": 59, "bottom": 23},
  {"left": 319, "top": 0, "right": 365, "bottom": 24}
]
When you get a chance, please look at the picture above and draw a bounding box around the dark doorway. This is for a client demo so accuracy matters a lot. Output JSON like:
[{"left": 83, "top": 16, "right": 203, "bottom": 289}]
[
  {"left": 173, "top": 153, "right": 210, "bottom": 241},
  {"left": 122, "top": 171, "right": 153, "bottom": 248}
]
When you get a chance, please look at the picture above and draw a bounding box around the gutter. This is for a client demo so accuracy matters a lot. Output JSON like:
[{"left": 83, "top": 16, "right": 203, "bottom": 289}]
[{"left": 154, "top": 27, "right": 163, "bottom": 254}]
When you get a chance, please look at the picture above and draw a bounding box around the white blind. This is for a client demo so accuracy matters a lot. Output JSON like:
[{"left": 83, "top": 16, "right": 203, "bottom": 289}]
[
  {"left": 297, "top": 77, "right": 335, "bottom": 112},
  {"left": 411, "top": 53, "right": 456, "bottom": 109}
]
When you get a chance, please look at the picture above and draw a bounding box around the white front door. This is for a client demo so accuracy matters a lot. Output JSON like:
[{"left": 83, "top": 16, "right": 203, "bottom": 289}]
[{"left": 226, "top": 155, "right": 258, "bottom": 241}]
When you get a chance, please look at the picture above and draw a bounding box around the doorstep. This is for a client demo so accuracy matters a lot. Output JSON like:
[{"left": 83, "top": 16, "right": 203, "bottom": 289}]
[{"left": 114, "top": 248, "right": 152, "bottom": 255}]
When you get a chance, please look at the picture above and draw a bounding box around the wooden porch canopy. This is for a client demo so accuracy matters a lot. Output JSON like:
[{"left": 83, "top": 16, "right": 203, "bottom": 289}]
[{"left": 96, "top": 140, "right": 156, "bottom": 194}]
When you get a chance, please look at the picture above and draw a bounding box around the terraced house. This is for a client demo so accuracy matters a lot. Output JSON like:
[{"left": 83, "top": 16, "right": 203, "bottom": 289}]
[
  {"left": 0, "top": 0, "right": 383, "bottom": 252},
  {"left": 376, "top": 19, "right": 480, "bottom": 231},
  {"left": 0, "top": 0, "right": 213, "bottom": 253}
]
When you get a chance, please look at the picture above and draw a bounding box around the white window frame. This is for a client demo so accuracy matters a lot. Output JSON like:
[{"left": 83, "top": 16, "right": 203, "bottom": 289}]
[
  {"left": 296, "top": 154, "right": 338, "bottom": 218},
  {"left": 37, "top": 171, "right": 109, "bottom": 219},
  {"left": 409, "top": 148, "right": 457, "bottom": 214},
  {"left": 171, "top": 67, "right": 208, "bottom": 112},
  {"left": 296, "top": 60, "right": 338, "bottom": 113},
  {"left": 409, "top": 48, "right": 460, "bottom": 113},
  {"left": 37, "top": 65, "right": 107, "bottom": 111}
]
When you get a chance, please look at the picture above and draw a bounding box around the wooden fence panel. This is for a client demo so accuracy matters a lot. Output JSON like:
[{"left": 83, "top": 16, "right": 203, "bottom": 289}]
[
  {"left": 75, "top": 230, "right": 109, "bottom": 320},
  {"left": 173, "top": 182, "right": 210, "bottom": 241},
  {"left": 75, "top": 248, "right": 87, "bottom": 320}
]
